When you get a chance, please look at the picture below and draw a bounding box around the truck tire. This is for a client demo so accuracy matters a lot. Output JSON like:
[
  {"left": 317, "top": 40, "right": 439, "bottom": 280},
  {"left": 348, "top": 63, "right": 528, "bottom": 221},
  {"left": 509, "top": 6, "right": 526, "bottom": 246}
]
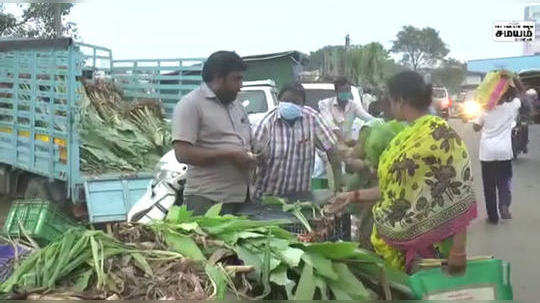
[
  {"left": 0, "top": 165, "right": 8, "bottom": 195},
  {"left": 24, "top": 177, "right": 52, "bottom": 200}
]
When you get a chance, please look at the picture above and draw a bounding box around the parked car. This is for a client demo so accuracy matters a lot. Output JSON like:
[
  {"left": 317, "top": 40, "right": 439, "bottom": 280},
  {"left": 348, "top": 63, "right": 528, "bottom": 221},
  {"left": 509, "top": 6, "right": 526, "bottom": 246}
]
[
  {"left": 432, "top": 86, "right": 452, "bottom": 119},
  {"left": 236, "top": 80, "right": 278, "bottom": 128}
]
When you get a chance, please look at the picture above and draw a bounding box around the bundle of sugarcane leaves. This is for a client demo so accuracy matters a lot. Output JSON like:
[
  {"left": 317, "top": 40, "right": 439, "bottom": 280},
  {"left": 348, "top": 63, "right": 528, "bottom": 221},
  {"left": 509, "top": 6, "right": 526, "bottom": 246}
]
[
  {"left": 78, "top": 79, "right": 172, "bottom": 174},
  {"left": 0, "top": 204, "right": 413, "bottom": 300},
  {"left": 149, "top": 203, "right": 407, "bottom": 300},
  {"left": 0, "top": 228, "right": 212, "bottom": 300}
]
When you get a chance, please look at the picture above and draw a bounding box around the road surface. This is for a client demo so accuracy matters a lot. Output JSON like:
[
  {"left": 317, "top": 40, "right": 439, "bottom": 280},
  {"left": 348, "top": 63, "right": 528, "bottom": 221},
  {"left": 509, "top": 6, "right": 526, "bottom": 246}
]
[{"left": 451, "top": 119, "right": 540, "bottom": 301}]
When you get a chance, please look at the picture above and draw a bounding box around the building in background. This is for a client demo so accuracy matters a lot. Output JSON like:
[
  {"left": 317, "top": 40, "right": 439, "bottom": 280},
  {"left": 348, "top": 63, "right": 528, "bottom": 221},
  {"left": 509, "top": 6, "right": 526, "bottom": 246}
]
[
  {"left": 468, "top": 5, "right": 540, "bottom": 74},
  {"left": 524, "top": 5, "right": 540, "bottom": 55}
]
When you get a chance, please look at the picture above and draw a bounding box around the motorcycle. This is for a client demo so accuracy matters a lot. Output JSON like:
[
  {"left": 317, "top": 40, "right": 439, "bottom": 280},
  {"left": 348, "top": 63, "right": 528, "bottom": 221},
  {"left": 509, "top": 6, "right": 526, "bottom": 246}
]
[{"left": 511, "top": 117, "right": 528, "bottom": 159}]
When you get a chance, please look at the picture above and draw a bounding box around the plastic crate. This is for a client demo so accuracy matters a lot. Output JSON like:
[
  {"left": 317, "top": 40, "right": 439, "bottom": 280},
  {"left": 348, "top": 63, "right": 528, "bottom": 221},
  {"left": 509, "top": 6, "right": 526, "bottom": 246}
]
[
  {"left": 408, "top": 259, "right": 513, "bottom": 300},
  {"left": 2, "top": 199, "right": 78, "bottom": 246}
]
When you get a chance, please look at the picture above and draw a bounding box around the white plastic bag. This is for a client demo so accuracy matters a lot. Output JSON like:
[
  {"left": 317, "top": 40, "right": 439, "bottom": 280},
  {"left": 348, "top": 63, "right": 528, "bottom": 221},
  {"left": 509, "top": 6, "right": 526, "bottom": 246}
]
[{"left": 127, "top": 150, "right": 188, "bottom": 223}]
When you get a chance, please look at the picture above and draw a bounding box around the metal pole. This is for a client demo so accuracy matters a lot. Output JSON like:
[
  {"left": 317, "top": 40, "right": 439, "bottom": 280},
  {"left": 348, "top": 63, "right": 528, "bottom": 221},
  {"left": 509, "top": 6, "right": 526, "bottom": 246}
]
[
  {"left": 54, "top": 3, "right": 62, "bottom": 38},
  {"left": 345, "top": 34, "right": 350, "bottom": 78}
]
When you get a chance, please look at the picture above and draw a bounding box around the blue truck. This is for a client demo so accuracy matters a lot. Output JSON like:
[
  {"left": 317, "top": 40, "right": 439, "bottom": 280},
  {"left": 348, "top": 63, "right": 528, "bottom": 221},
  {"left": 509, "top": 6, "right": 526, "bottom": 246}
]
[{"left": 0, "top": 38, "right": 204, "bottom": 223}]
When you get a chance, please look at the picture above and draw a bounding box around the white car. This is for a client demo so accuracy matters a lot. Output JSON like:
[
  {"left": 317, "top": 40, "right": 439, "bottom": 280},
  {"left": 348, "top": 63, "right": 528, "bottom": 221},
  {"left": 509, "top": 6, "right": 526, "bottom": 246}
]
[{"left": 236, "top": 80, "right": 278, "bottom": 128}]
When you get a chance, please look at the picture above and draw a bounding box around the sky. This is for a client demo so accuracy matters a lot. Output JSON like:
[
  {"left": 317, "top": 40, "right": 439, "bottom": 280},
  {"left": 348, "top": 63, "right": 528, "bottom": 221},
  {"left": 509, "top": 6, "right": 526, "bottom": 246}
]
[{"left": 28, "top": 0, "right": 540, "bottom": 62}]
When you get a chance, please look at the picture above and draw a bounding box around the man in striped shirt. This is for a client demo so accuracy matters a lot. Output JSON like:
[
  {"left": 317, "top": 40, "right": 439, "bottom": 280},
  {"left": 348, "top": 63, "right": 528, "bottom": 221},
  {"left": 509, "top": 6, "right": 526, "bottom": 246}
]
[{"left": 253, "top": 82, "right": 342, "bottom": 201}]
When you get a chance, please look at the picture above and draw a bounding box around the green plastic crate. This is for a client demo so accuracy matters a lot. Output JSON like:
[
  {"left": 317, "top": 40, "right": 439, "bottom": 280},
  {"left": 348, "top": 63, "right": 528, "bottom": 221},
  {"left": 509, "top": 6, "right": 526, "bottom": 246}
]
[
  {"left": 311, "top": 178, "right": 329, "bottom": 190},
  {"left": 408, "top": 259, "right": 513, "bottom": 300},
  {"left": 2, "top": 199, "right": 78, "bottom": 246}
]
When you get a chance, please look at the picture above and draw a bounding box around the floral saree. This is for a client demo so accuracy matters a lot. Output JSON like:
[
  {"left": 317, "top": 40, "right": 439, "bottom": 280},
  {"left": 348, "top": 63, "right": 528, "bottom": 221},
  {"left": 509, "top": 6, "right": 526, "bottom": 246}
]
[{"left": 371, "top": 115, "right": 477, "bottom": 271}]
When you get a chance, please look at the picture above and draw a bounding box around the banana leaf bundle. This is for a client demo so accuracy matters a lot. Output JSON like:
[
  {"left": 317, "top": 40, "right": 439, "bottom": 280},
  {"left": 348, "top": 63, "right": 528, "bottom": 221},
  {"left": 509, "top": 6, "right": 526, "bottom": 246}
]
[
  {"left": 356, "top": 120, "right": 407, "bottom": 169},
  {"left": 0, "top": 205, "right": 413, "bottom": 300},
  {"left": 78, "top": 79, "right": 172, "bottom": 174}
]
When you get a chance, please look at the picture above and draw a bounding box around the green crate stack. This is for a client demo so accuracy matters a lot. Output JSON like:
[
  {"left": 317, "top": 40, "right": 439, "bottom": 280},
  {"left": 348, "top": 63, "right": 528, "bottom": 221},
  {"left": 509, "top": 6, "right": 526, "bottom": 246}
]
[{"left": 2, "top": 199, "right": 78, "bottom": 246}]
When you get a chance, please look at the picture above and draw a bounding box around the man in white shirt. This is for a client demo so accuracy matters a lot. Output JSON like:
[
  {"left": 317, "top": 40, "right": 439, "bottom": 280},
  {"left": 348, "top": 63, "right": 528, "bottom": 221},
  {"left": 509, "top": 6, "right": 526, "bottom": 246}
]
[
  {"left": 318, "top": 77, "right": 374, "bottom": 145},
  {"left": 314, "top": 77, "right": 375, "bottom": 187},
  {"left": 473, "top": 89, "right": 521, "bottom": 224}
]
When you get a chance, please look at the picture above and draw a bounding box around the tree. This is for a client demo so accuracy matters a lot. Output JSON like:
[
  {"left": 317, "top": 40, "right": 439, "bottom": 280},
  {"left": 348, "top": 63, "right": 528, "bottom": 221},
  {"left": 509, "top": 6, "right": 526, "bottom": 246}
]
[
  {"left": 350, "top": 43, "right": 389, "bottom": 91},
  {"left": 307, "top": 45, "right": 347, "bottom": 79},
  {"left": 307, "top": 43, "right": 404, "bottom": 92},
  {"left": 391, "top": 25, "right": 449, "bottom": 71},
  {"left": 0, "top": 3, "right": 78, "bottom": 39},
  {"left": 431, "top": 58, "right": 467, "bottom": 94}
]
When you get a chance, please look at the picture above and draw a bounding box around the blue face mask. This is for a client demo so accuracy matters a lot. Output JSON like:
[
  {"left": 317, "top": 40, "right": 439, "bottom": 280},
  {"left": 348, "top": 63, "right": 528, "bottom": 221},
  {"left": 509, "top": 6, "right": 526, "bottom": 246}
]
[{"left": 278, "top": 102, "right": 303, "bottom": 122}]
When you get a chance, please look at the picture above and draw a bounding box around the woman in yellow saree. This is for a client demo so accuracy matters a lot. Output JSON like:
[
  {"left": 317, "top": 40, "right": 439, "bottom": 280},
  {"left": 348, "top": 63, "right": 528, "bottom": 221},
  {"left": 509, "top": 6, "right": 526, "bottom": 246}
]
[{"left": 328, "top": 71, "right": 477, "bottom": 274}]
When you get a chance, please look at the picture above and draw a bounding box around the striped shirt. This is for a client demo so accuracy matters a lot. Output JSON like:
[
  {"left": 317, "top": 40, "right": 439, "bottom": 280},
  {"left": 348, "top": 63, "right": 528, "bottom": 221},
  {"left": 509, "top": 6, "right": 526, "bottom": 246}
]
[{"left": 254, "top": 106, "right": 337, "bottom": 198}]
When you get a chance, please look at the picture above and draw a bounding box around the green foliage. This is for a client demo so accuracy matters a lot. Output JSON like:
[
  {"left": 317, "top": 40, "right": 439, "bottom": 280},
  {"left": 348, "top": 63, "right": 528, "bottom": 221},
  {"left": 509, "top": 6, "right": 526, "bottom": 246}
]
[
  {"left": 431, "top": 58, "right": 467, "bottom": 94},
  {"left": 364, "top": 120, "right": 407, "bottom": 168},
  {"left": 0, "top": 3, "right": 78, "bottom": 38},
  {"left": 158, "top": 204, "right": 373, "bottom": 300},
  {"left": 391, "top": 25, "right": 449, "bottom": 70},
  {"left": 307, "top": 43, "right": 403, "bottom": 91},
  {"left": 78, "top": 80, "right": 172, "bottom": 174}
]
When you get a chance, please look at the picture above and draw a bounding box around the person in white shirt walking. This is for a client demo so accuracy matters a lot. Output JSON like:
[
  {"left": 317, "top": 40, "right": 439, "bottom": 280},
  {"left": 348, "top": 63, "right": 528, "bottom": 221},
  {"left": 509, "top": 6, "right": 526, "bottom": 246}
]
[{"left": 473, "top": 85, "right": 521, "bottom": 224}]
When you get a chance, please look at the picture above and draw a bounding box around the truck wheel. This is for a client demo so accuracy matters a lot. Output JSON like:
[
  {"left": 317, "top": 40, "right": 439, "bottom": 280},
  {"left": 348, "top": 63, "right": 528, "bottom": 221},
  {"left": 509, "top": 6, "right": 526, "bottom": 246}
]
[
  {"left": 24, "top": 177, "right": 52, "bottom": 201},
  {"left": 0, "top": 165, "right": 8, "bottom": 195}
]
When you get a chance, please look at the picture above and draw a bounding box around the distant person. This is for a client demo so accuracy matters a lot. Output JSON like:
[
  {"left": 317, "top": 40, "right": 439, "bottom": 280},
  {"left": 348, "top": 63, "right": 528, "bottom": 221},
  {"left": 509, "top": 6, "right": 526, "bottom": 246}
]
[
  {"left": 362, "top": 87, "right": 377, "bottom": 114},
  {"left": 253, "top": 82, "right": 342, "bottom": 200},
  {"left": 318, "top": 77, "right": 375, "bottom": 146},
  {"left": 473, "top": 84, "right": 521, "bottom": 223},
  {"left": 519, "top": 88, "right": 536, "bottom": 153},
  {"left": 172, "top": 51, "right": 255, "bottom": 215}
]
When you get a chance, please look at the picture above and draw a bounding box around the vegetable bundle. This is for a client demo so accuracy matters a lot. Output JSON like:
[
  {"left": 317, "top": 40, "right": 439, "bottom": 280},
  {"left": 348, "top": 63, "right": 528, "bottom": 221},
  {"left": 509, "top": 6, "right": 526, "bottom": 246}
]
[
  {"left": 78, "top": 79, "right": 172, "bottom": 174},
  {"left": 0, "top": 229, "right": 207, "bottom": 300},
  {"left": 355, "top": 120, "right": 407, "bottom": 168},
  {"left": 0, "top": 204, "right": 413, "bottom": 300},
  {"left": 474, "top": 70, "right": 515, "bottom": 110}
]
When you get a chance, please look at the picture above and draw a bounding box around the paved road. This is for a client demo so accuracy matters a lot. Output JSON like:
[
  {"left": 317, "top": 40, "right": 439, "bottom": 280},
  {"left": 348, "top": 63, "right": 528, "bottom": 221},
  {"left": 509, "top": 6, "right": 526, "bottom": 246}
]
[{"left": 450, "top": 119, "right": 540, "bottom": 301}]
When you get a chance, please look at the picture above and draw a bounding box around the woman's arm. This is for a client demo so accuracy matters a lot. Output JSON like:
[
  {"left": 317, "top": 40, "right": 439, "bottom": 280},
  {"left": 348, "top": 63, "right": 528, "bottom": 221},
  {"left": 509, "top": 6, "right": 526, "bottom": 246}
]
[
  {"left": 325, "top": 186, "right": 380, "bottom": 213},
  {"left": 447, "top": 229, "right": 467, "bottom": 275},
  {"left": 350, "top": 186, "right": 381, "bottom": 203}
]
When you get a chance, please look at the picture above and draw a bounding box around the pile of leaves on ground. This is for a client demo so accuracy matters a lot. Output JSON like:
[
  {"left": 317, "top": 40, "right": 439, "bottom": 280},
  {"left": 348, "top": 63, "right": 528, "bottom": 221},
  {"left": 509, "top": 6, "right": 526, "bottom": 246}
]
[
  {"left": 0, "top": 228, "right": 210, "bottom": 300},
  {"left": 0, "top": 204, "right": 412, "bottom": 300},
  {"left": 78, "top": 79, "right": 172, "bottom": 174}
]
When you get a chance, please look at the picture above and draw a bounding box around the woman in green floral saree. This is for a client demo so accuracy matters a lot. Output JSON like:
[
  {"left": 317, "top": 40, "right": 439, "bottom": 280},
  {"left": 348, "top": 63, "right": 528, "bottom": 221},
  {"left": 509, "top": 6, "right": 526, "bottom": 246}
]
[{"left": 327, "top": 71, "right": 477, "bottom": 274}]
